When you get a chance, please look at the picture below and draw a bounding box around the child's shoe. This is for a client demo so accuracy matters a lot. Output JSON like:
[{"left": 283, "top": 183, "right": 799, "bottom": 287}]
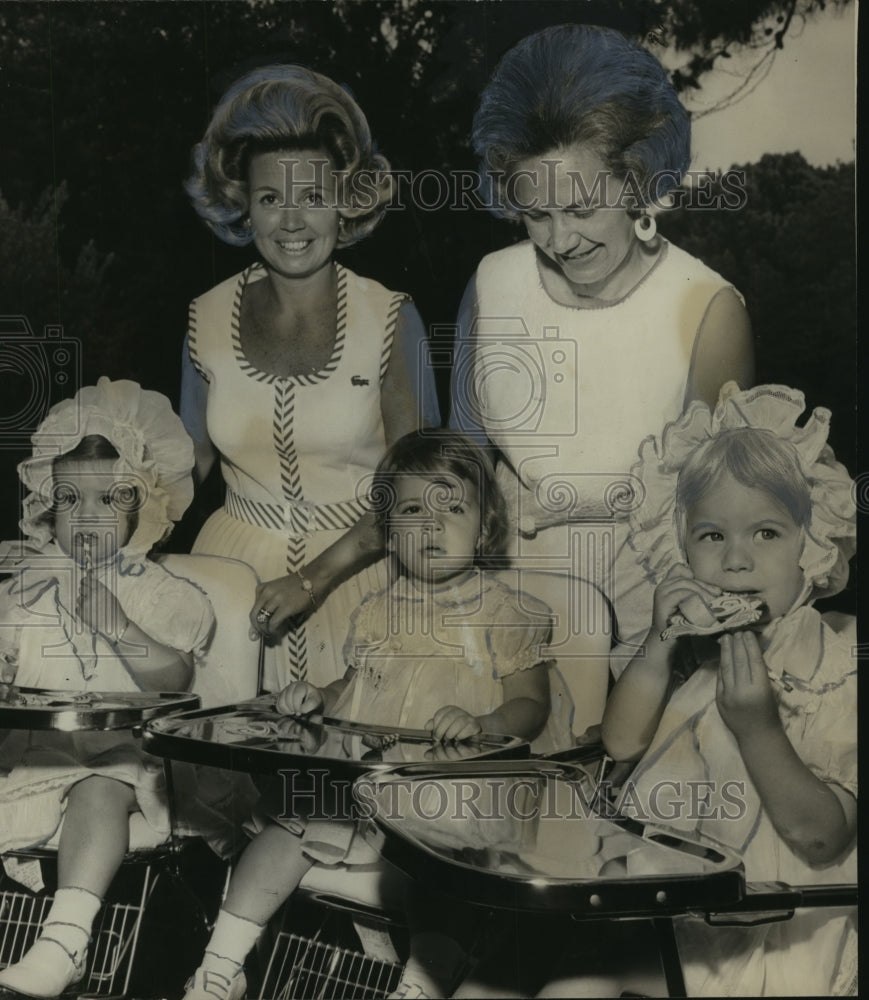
[
  {"left": 181, "top": 908, "right": 262, "bottom": 1000},
  {"left": 0, "top": 886, "right": 100, "bottom": 998},
  {"left": 182, "top": 965, "right": 246, "bottom": 1000},
  {"left": 0, "top": 937, "right": 86, "bottom": 998}
]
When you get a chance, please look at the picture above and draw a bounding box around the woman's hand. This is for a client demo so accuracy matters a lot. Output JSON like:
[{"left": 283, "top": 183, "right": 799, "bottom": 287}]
[
  {"left": 77, "top": 571, "right": 128, "bottom": 642},
  {"left": 275, "top": 680, "right": 325, "bottom": 718},
  {"left": 250, "top": 574, "right": 316, "bottom": 639},
  {"left": 427, "top": 705, "right": 482, "bottom": 743},
  {"left": 715, "top": 630, "right": 780, "bottom": 741},
  {"left": 651, "top": 563, "right": 722, "bottom": 638}
]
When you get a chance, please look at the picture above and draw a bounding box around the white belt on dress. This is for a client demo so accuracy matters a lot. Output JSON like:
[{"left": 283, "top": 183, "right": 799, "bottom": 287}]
[{"left": 225, "top": 486, "right": 367, "bottom": 536}]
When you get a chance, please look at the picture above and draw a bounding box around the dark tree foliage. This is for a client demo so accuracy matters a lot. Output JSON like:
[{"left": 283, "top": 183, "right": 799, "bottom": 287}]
[
  {"left": 658, "top": 153, "right": 857, "bottom": 614},
  {"left": 634, "top": 0, "right": 852, "bottom": 90},
  {"left": 0, "top": 1, "right": 856, "bottom": 562},
  {"left": 658, "top": 153, "right": 856, "bottom": 470}
]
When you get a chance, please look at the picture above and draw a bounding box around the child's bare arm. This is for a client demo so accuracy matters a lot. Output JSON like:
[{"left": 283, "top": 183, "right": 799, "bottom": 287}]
[
  {"left": 717, "top": 631, "right": 856, "bottom": 865},
  {"left": 110, "top": 620, "right": 193, "bottom": 691},
  {"left": 429, "top": 663, "right": 551, "bottom": 743},
  {"left": 478, "top": 661, "right": 549, "bottom": 741},
  {"left": 602, "top": 565, "right": 721, "bottom": 761}
]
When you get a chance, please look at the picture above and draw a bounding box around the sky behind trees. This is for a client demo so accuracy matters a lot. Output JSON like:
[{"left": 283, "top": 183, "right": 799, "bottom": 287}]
[
  {"left": 0, "top": 1, "right": 858, "bottom": 604},
  {"left": 685, "top": 6, "right": 855, "bottom": 170}
]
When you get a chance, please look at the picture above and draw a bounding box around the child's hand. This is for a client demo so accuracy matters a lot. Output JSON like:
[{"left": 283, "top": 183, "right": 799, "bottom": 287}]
[
  {"left": 275, "top": 715, "right": 327, "bottom": 753},
  {"left": 426, "top": 705, "right": 482, "bottom": 743},
  {"left": 77, "top": 571, "right": 128, "bottom": 640},
  {"left": 715, "top": 631, "right": 780, "bottom": 740},
  {"left": 275, "top": 680, "right": 324, "bottom": 718},
  {"left": 424, "top": 740, "right": 479, "bottom": 762},
  {"left": 652, "top": 564, "right": 722, "bottom": 638}
]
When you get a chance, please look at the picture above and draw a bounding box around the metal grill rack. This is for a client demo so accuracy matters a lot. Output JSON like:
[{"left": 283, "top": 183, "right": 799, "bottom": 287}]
[
  {"left": 257, "top": 923, "right": 403, "bottom": 1000},
  {"left": 0, "top": 856, "right": 157, "bottom": 997}
]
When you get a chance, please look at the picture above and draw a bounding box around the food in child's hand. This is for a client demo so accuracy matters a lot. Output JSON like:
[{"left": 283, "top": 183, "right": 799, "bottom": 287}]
[{"left": 661, "top": 592, "right": 763, "bottom": 640}]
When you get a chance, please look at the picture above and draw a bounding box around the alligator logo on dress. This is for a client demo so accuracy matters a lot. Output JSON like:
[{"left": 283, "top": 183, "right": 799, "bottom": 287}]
[{"left": 351, "top": 375, "right": 370, "bottom": 386}]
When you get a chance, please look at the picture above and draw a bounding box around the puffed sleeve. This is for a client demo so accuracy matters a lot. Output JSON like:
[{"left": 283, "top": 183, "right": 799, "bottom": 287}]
[
  {"left": 485, "top": 585, "right": 554, "bottom": 680},
  {"left": 114, "top": 560, "right": 216, "bottom": 657},
  {"left": 783, "top": 626, "right": 857, "bottom": 798}
]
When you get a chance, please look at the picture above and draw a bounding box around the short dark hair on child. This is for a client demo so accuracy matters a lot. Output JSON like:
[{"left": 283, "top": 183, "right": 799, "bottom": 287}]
[
  {"left": 48, "top": 434, "right": 141, "bottom": 531},
  {"left": 53, "top": 434, "right": 120, "bottom": 468},
  {"left": 371, "top": 430, "right": 508, "bottom": 562},
  {"left": 676, "top": 427, "right": 812, "bottom": 527}
]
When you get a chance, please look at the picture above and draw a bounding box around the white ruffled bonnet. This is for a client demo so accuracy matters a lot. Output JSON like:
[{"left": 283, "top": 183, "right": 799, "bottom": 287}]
[
  {"left": 627, "top": 382, "right": 856, "bottom": 608},
  {"left": 18, "top": 377, "right": 195, "bottom": 559}
]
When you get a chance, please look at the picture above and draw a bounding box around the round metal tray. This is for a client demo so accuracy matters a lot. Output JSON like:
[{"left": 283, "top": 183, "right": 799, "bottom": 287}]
[
  {"left": 354, "top": 759, "right": 746, "bottom": 917},
  {"left": 0, "top": 688, "right": 200, "bottom": 732},
  {"left": 141, "top": 698, "right": 530, "bottom": 779}
]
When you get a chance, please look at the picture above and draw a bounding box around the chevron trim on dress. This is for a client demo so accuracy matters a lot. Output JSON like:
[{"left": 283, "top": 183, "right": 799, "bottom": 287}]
[
  {"left": 379, "top": 292, "right": 407, "bottom": 383},
  {"left": 224, "top": 488, "right": 366, "bottom": 534},
  {"left": 187, "top": 299, "right": 210, "bottom": 381},
  {"left": 230, "top": 264, "right": 348, "bottom": 386}
]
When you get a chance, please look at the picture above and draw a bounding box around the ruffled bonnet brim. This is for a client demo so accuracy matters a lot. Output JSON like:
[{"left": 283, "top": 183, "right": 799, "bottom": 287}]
[
  {"left": 17, "top": 377, "right": 195, "bottom": 560},
  {"left": 626, "top": 382, "right": 856, "bottom": 609}
]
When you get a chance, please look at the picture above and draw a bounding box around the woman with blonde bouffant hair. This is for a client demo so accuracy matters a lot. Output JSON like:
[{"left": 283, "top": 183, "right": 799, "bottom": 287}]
[{"left": 182, "top": 64, "right": 438, "bottom": 693}]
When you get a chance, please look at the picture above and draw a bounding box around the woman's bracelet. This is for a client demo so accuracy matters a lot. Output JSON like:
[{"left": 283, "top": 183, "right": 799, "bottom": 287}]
[{"left": 296, "top": 568, "right": 318, "bottom": 610}]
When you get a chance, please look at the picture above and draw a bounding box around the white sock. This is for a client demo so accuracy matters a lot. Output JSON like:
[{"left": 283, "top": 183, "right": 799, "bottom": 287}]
[
  {"left": 0, "top": 886, "right": 102, "bottom": 997},
  {"left": 200, "top": 907, "right": 264, "bottom": 973},
  {"left": 393, "top": 932, "right": 468, "bottom": 998}
]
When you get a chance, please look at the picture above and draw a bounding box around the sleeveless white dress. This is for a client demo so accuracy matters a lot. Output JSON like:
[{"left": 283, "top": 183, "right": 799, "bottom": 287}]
[
  {"left": 188, "top": 262, "right": 408, "bottom": 691},
  {"left": 454, "top": 240, "right": 742, "bottom": 725}
]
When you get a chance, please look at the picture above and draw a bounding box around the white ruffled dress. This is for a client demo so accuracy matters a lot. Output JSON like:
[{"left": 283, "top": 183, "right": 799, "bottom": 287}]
[
  {"left": 252, "top": 570, "right": 574, "bottom": 866},
  {"left": 334, "top": 570, "right": 573, "bottom": 753},
  {"left": 621, "top": 607, "right": 857, "bottom": 996},
  {"left": 0, "top": 544, "right": 223, "bottom": 854}
]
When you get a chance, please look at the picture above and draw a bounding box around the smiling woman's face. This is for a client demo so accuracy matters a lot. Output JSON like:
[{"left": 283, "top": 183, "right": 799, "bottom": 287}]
[
  {"left": 511, "top": 143, "right": 638, "bottom": 298},
  {"left": 247, "top": 147, "right": 341, "bottom": 281}
]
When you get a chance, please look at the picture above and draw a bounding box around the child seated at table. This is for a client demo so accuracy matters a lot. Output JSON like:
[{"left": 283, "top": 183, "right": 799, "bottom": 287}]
[
  {"left": 0, "top": 378, "right": 216, "bottom": 999},
  {"left": 589, "top": 383, "right": 856, "bottom": 997},
  {"left": 183, "top": 430, "right": 584, "bottom": 1000}
]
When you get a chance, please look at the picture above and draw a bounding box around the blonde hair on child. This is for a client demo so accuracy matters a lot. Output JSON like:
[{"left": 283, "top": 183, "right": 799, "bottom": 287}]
[{"left": 675, "top": 427, "right": 812, "bottom": 527}]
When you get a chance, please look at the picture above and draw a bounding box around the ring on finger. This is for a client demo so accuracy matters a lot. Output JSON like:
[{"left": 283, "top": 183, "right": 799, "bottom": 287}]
[{"left": 256, "top": 607, "right": 274, "bottom": 625}]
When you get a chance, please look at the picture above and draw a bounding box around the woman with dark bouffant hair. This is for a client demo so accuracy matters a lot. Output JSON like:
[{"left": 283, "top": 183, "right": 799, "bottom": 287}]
[
  {"left": 450, "top": 23, "right": 754, "bottom": 734},
  {"left": 182, "top": 64, "right": 438, "bottom": 694}
]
